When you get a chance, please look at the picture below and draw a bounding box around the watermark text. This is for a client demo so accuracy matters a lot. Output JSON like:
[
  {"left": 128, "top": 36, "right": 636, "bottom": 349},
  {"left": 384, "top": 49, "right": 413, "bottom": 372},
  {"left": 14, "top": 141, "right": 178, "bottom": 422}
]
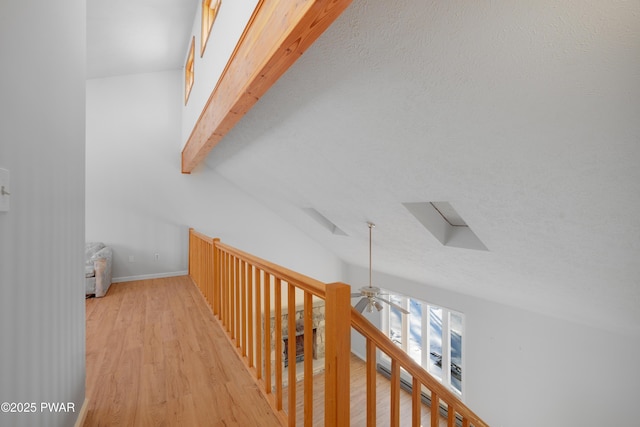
[{"left": 1, "top": 402, "right": 75, "bottom": 413}]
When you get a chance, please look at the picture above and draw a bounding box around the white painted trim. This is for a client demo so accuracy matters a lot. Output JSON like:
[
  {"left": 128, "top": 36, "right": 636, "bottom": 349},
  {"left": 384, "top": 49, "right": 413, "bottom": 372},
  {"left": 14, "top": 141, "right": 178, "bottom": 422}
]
[
  {"left": 442, "top": 308, "right": 451, "bottom": 389},
  {"left": 74, "top": 398, "right": 89, "bottom": 427},
  {"left": 112, "top": 271, "right": 188, "bottom": 283}
]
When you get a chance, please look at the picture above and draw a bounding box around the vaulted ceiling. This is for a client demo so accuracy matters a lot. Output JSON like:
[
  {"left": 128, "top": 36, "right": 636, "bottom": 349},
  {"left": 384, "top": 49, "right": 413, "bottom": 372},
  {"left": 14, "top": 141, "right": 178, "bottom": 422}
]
[
  {"left": 87, "top": 0, "right": 198, "bottom": 78},
  {"left": 88, "top": 0, "right": 640, "bottom": 333}
]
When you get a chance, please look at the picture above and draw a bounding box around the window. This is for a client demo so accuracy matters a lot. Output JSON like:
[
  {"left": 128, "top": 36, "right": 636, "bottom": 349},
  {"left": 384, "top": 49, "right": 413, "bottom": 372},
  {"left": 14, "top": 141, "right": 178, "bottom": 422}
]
[
  {"left": 382, "top": 291, "right": 464, "bottom": 396},
  {"left": 185, "top": 37, "right": 195, "bottom": 105},
  {"left": 201, "top": 0, "right": 221, "bottom": 56}
]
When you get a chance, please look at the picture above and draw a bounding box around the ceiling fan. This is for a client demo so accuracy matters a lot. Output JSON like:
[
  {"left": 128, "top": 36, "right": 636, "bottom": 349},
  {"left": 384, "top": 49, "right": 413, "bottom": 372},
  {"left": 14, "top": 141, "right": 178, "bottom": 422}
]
[{"left": 351, "top": 222, "right": 409, "bottom": 315}]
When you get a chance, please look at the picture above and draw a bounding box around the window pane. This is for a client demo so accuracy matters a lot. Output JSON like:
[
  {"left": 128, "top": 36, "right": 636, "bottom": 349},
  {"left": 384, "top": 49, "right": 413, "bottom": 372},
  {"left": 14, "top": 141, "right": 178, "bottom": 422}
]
[
  {"left": 450, "top": 312, "right": 463, "bottom": 393},
  {"left": 428, "top": 307, "right": 443, "bottom": 379},
  {"left": 408, "top": 299, "right": 422, "bottom": 364},
  {"left": 389, "top": 295, "right": 402, "bottom": 348}
]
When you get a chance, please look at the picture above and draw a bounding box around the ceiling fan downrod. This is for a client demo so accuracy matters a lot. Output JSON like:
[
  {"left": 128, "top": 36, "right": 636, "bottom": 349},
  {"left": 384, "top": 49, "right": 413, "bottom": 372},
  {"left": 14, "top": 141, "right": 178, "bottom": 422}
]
[
  {"left": 368, "top": 222, "right": 375, "bottom": 289},
  {"left": 352, "top": 222, "right": 410, "bottom": 315}
]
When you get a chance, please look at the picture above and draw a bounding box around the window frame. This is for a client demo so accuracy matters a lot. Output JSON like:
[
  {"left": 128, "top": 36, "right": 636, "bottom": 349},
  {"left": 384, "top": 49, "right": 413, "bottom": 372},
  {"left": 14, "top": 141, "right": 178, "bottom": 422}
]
[
  {"left": 380, "top": 290, "right": 465, "bottom": 398},
  {"left": 184, "top": 36, "right": 195, "bottom": 105},
  {"left": 201, "top": 0, "right": 221, "bottom": 57}
]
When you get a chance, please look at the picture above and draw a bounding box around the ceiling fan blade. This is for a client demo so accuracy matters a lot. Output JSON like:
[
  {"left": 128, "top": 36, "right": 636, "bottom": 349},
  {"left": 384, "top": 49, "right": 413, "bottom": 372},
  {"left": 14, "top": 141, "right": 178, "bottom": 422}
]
[
  {"left": 375, "top": 297, "right": 409, "bottom": 314},
  {"left": 351, "top": 292, "right": 363, "bottom": 298},
  {"left": 354, "top": 297, "right": 369, "bottom": 313}
]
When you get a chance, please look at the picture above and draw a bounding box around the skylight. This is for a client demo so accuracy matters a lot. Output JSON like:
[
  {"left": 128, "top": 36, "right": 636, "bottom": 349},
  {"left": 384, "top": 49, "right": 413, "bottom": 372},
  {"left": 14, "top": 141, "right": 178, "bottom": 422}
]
[
  {"left": 403, "top": 202, "right": 487, "bottom": 251},
  {"left": 302, "top": 208, "right": 348, "bottom": 236},
  {"left": 430, "top": 201, "right": 467, "bottom": 227}
]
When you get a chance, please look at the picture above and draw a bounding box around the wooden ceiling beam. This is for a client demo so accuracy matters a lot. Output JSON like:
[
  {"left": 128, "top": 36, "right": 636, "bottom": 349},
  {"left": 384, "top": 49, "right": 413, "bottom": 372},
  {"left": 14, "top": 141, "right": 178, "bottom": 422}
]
[{"left": 181, "top": 0, "right": 353, "bottom": 174}]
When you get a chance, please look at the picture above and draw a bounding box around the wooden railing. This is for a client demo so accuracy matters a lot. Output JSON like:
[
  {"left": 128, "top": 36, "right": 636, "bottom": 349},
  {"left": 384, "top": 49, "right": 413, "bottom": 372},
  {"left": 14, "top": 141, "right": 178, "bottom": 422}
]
[
  {"left": 188, "top": 228, "right": 489, "bottom": 426},
  {"left": 189, "top": 228, "right": 351, "bottom": 426},
  {"left": 350, "top": 308, "right": 489, "bottom": 427}
]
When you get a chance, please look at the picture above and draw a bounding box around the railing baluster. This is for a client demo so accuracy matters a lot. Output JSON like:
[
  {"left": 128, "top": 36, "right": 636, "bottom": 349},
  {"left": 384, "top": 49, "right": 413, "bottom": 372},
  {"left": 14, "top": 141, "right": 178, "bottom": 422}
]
[
  {"left": 255, "top": 268, "right": 262, "bottom": 380},
  {"left": 221, "top": 251, "right": 226, "bottom": 325},
  {"left": 236, "top": 260, "right": 242, "bottom": 357},
  {"left": 203, "top": 241, "right": 208, "bottom": 305},
  {"left": 205, "top": 241, "right": 208, "bottom": 297},
  {"left": 209, "top": 240, "right": 213, "bottom": 305},
  {"left": 235, "top": 256, "right": 240, "bottom": 346},
  {"left": 412, "top": 377, "right": 421, "bottom": 427},
  {"left": 366, "top": 339, "right": 376, "bottom": 427},
  {"left": 448, "top": 403, "right": 456, "bottom": 427},
  {"left": 207, "top": 241, "right": 211, "bottom": 303},
  {"left": 222, "top": 252, "right": 231, "bottom": 332},
  {"left": 213, "top": 239, "right": 220, "bottom": 316},
  {"left": 205, "top": 240, "right": 208, "bottom": 298},
  {"left": 230, "top": 256, "right": 236, "bottom": 339},
  {"left": 431, "top": 392, "right": 439, "bottom": 427},
  {"left": 390, "top": 359, "right": 400, "bottom": 427},
  {"left": 264, "top": 269, "right": 270, "bottom": 392},
  {"left": 287, "top": 283, "right": 296, "bottom": 426},
  {"left": 275, "top": 277, "right": 283, "bottom": 410},
  {"left": 202, "top": 239, "right": 206, "bottom": 292},
  {"left": 230, "top": 254, "right": 235, "bottom": 334},
  {"left": 247, "top": 263, "right": 254, "bottom": 367},
  {"left": 303, "top": 291, "right": 313, "bottom": 427},
  {"left": 188, "top": 229, "right": 193, "bottom": 276},
  {"left": 227, "top": 254, "right": 233, "bottom": 335}
]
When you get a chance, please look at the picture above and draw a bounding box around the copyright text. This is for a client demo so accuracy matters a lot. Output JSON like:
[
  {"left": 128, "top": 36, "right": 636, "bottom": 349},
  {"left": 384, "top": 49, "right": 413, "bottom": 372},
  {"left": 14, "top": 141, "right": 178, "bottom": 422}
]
[{"left": 1, "top": 402, "right": 75, "bottom": 413}]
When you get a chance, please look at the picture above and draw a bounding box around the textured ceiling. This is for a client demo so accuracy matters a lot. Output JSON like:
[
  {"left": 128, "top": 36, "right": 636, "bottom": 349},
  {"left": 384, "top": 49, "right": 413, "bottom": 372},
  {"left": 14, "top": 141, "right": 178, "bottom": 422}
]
[
  {"left": 87, "top": 0, "right": 640, "bottom": 333},
  {"left": 203, "top": 0, "right": 640, "bottom": 333}
]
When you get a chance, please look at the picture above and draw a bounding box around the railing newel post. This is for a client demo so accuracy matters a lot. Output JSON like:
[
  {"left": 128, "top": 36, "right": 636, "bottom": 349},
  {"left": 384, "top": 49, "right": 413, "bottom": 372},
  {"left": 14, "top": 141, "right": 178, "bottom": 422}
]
[{"left": 324, "top": 282, "right": 351, "bottom": 426}]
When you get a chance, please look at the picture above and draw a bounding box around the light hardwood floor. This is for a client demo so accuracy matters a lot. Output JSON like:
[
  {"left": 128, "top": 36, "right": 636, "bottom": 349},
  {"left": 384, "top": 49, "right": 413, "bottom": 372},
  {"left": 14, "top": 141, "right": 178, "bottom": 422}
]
[
  {"left": 84, "top": 276, "right": 281, "bottom": 426},
  {"left": 85, "top": 276, "right": 445, "bottom": 426}
]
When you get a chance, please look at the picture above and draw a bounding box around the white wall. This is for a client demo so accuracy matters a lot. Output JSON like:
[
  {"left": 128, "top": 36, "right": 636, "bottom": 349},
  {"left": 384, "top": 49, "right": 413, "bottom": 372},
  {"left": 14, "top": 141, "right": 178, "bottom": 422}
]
[
  {"left": 86, "top": 72, "right": 186, "bottom": 281},
  {"left": 86, "top": 70, "right": 345, "bottom": 284},
  {"left": 0, "top": 1, "right": 86, "bottom": 426},
  {"left": 347, "top": 264, "right": 640, "bottom": 427}
]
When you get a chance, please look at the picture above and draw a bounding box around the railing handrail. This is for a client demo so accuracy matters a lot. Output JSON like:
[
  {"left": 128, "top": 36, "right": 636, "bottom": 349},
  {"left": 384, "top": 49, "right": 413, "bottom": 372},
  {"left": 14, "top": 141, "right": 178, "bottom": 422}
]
[
  {"left": 215, "top": 241, "right": 328, "bottom": 299},
  {"left": 351, "top": 307, "right": 489, "bottom": 427},
  {"left": 190, "top": 229, "right": 214, "bottom": 243}
]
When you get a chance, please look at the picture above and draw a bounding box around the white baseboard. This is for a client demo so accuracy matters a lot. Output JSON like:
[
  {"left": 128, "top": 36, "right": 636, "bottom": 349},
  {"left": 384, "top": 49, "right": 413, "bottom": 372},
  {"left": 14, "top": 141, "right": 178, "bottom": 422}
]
[
  {"left": 351, "top": 349, "right": 367, "bottom": 361},
  {"left": 74, "top": 398, "right": 89, "bottom": 427},
  {"left": 112, "top": 270, "right": 188, "bottom": 283}
]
